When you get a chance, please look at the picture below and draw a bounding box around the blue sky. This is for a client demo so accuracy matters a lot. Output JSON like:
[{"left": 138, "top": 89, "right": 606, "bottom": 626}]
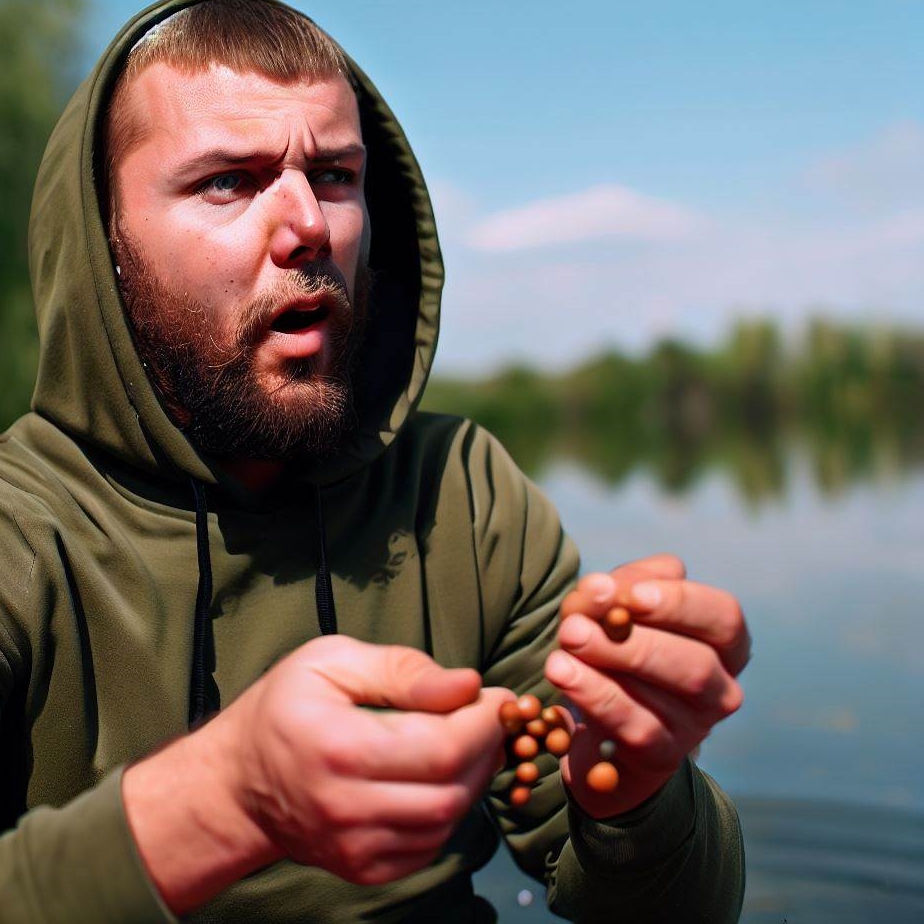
[{"left": 83, "top": 0, "right": 924, "bottom": 373}]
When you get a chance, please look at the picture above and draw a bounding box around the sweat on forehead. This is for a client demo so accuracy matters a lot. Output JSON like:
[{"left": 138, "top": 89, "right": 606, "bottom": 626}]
[{"left": 104, "top": 0, "right": 349, "bottom": 192}]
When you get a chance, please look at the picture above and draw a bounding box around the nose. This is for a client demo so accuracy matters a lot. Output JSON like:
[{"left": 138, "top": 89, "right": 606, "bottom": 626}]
[{"left": 268, "top": 169, "right": 331, "bottom": 268}]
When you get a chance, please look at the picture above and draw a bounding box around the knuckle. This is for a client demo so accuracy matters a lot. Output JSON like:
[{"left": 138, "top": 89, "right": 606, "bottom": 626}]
[
  {"left": 336, "top": 837, "right": 367, "bottom": 873},
  {"left": 314, "top": 790, "right": 358, "bottom": 828},
  {"left": 316, "top": 726, "right": 360, "bottom": 773},
  {"left": 626, "top": 634, "right": 654, "bottom": 678},
  {"left": 430, "top": 740, "right": 464, "bottom": 779},
  {"left": 432, "top": 787, "right": 468, "bottom": 825},
  {"left": 387, "top": 644, "right": 433, "bottom": 678},
  {"left": 591, "top": 682, "right": 630, "bottom": 727},
  {"left": 722, "top": 680, "right": 745, "bottom": 716},
  {"left": 313, "top": 795, "right": 337, "bottom": 826},
  {"left": 715, "top": 597, "right": 747, "bottom": 649},
  {"left": 432, "top": 821, "right": 457, "bottom": 846},
  {"left": 622, "top": 720, "right": 662, "bottom": 753},
  {"left": 685, "top": 656, "right": 718, "bottom": 699}
]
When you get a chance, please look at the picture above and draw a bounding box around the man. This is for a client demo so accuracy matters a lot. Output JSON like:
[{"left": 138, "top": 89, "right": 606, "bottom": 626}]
[{"left": 0, "top": 0, "right": 750, "bottom": 920}]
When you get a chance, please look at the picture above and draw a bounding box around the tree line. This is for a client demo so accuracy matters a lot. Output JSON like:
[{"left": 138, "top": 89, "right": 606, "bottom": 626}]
[
  {"left": 422, "top": 318, "right": 924, "bottom": 502},
  {"left": 1, "top": 0, "right": 85, "bottom": 426}
]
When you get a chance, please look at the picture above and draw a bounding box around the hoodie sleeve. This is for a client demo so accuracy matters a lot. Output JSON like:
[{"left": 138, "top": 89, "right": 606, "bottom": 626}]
[
  {"left": 0, "top": 768, "right": 178, "bottom": 924},
  {"left": 0, "top": 505, "right": 176, "bottom": 924},
  {"left": 465, "top": 424, "right": 745, "bottom": 923}
]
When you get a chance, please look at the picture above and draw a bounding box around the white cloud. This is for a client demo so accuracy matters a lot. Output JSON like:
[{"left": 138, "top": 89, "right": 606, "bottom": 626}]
[
  {"left": 433, "top": 208, "right": 924, "bottom": 374},
  {"left": 803, "top": 120, "right": 924, "bottom": 210},
  {"left": 464, "top": 184, "right": 704, "bottom": 252},
  {"left": 426, "top": 127, "right": 924, "bottom": 374}
]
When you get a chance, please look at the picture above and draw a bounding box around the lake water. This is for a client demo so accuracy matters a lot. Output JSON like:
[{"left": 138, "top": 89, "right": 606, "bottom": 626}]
[{"left": 473, "top": 451, "right": 924, "bottom": 921}]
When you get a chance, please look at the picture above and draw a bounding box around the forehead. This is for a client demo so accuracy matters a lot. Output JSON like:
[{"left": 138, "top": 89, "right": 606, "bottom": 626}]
[{"left": 120, "top": 63, "right": 362, "bottom": 156}]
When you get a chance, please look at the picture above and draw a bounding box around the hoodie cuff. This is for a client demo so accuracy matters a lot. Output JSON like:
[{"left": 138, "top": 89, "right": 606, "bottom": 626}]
[
  {"left": 566, "top": 756, "right": 696, "bottom": 877},
  {"left": 16, "top": 766, "right": 178, "bottom": 923}
]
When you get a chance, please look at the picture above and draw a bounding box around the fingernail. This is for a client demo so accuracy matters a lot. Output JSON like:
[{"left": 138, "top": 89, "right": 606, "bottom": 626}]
[
  {"left": 579, "top": 572, "right": 616, "bottom": 604},
  {"left": 546, "top": 650, "right": 578, "bottom": 687},
  {"left": 559, "top": 617, "right": 592, "bottom": 649},
  {"left": 631, "top": 582, "right": 662, "bottom": 609}
]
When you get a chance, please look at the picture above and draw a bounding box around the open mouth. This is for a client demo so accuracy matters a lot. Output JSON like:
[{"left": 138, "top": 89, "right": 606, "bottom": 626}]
[{"left": 270, "top": 305, "right": 329, "bottom": 334}]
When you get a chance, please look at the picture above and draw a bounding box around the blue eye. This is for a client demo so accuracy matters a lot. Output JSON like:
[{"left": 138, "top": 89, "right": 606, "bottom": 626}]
[
  {"left": 211, "top": 173, "right": 241, "bottom": 192},
  {"left": 197, "top": 172, "right": 251, "bottom": 204}
]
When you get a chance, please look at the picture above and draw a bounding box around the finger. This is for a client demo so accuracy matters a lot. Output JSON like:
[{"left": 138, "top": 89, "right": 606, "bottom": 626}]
[
  {"left": 559, "top": 616, "right": 744, "bottom": 717},
  {"left": 612, "top": 553, "right": 686, "bottom": 582},
  {"left": 562, "top": 559, "right": 687, "bottom": 620},
  {"left": 611, "top": 672, "right": 713, "bottom": 752},
  {"left": 561, "top": 554, "right": 686, "bottom": 619},
  {"left": 305, "top": 636, "right": 483, "bottom": 712},
  {"left": 327, "top": 687, "right": 512, "bottom": 783},
  {"left": 620, "top": 579, "right": 751, "bottom": 676},
  {"left": 315, "top": 776, "right": 477, "bottom": 829},
  {"left": 337, "top": 821, "right": 456, "bottom": 867},
  {"left": 545, "top": 651, "right": 679, "bottom": 769},
  {"left": 561, "top": 572, "right": 618, "bottom": 619}
]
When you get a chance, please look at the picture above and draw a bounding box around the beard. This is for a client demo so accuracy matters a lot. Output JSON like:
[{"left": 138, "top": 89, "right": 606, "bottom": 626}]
[{"left": 111, "top": 229, "right": 369, "bottom": 464}]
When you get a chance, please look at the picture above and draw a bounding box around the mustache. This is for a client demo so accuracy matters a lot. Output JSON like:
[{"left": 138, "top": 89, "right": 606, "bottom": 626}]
[{"left": 233, "top": 264, "right": 352, "bottom": 350}]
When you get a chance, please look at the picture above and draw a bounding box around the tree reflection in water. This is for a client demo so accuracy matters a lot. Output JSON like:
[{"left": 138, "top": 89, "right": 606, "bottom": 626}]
[{"left": 424, "top": 318, "right": 924, "bottom": 506}]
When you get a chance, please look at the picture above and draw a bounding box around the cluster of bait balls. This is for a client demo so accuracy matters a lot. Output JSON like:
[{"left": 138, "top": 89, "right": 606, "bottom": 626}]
[
  {"left": 498, "top": 581, "right": 634, "bottom": 806},
  {"left": 500, "top": 695, "right": 619, "bottom": 806}
]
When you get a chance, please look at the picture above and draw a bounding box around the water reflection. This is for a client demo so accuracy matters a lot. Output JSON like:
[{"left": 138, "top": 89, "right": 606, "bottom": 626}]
[
  {"left": 423, "top": 408, "right": 923, "bottom": 507},
  {"left": 423, "top": 319, "right": 924, "bottom": 505},
  {"left": 475, "top": 797, "right": 924, "bottom": 923},
  {"left": 453, "top": 346, "right": 924, "bottom": 919}
]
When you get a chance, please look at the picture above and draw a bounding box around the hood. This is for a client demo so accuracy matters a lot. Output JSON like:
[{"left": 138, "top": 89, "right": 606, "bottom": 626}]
[{"left": 28, "top": 0, "right": 443, "bottom": 493}]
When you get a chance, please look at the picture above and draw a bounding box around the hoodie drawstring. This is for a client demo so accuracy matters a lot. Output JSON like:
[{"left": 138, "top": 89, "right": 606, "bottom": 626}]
[
  {"left": 314, "top": 483, "right": 338, "bottom": 635},
  {"left": 186, "top": 478, "right": 338, "bottom": 728},
  {"left": 188, "top": 476, "right": 213, "bottom": 727}
]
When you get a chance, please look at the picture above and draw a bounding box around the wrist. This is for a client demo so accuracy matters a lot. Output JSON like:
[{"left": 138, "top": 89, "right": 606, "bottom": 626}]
[
  {"left": 565, "top": 759, "right": 696, "bottom": 873},
  {"left": 123, "top": 714, "right": 282, "bottom": 915}
]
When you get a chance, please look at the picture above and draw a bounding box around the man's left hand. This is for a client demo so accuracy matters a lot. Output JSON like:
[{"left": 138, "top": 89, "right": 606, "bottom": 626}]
[{"left": 544, "top": 554, "right": 751, "bottom": 818}]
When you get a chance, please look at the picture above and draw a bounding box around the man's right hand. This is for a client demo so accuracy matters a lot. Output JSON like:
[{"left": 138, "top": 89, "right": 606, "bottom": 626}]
[{"left": 123, "top": 636, "right": 512, "bottom": 915}]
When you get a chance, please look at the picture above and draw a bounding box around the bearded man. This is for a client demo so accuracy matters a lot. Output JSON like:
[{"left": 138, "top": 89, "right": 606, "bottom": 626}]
[{"left": 0, "top": 1, "right": 750, "bottom": 921}]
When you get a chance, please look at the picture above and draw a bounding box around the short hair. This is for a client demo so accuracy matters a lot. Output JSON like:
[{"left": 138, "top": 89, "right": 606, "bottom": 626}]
[{"left": 105, "top": 0, "right": 349, "bottom": 199}]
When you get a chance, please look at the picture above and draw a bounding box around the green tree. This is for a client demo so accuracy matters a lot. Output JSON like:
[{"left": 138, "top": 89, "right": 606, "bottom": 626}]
[{"left": 0, "top": 0, "right": 84, "bottom": 428}]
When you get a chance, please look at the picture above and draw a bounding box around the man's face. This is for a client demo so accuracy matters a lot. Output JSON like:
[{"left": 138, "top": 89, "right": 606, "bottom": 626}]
[{"left": 109, "top": 64, "right": 369, "bottom": 462}]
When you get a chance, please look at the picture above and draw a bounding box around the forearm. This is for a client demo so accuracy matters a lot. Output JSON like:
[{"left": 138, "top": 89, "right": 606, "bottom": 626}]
[
  {"left": 123, "top": 710, "right": 282, "bottom": 916},
  {"left": 549, "top": 758, "right": 745, "bottom": 923}
]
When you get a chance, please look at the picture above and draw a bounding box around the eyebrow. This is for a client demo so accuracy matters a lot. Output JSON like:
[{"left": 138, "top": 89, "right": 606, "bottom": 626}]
[{"left": 173, "top": 143, "right": 367, "bottom": 179}]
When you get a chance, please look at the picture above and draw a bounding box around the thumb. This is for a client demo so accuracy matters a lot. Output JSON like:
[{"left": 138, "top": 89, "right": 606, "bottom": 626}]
[{"left": 303, "top": 636, "right": 482, "bottom": 713}]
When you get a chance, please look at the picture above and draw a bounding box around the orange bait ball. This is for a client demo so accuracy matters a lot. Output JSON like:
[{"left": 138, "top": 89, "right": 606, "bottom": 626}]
[
  {"left": 516, "top": 694, "right": 541, "bottom": 721},
  {"left": 525, "top": 718, "right": 549, "bottom": 738},
  {"left": 545, "top": 727, "right": 572, "bottom": 757},
  {"left": 513, "top": 735, "right": 539, "bottom": 760},
  {"left": 602, "top": 606, "right": 633, "bottom": 643},
  {"left": 586, "top": 761, "right": 619, "bottom": 793},
  {"left": 541, "top": 706, "right": 566, "bottom": 728},
  {"left": 499, "top": 701, "right": 524, "bottom": 733},
  {"left": 510, "top": 785, "right": 532, "bottom": 807},
  {"left": 515, "top": 761, "right": 540, "bottom": 784}
]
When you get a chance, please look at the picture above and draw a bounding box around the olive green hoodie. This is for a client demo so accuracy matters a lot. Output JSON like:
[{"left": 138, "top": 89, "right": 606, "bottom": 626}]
[{"left": 0, "top": 1, "right": 744, "bottom": 920}]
